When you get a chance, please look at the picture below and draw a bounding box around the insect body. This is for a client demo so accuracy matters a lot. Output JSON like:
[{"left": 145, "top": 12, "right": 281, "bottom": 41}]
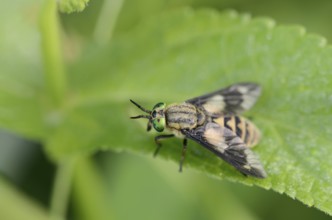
[{"left": 130, "top": 83, "right": 266, "bottom": 178}]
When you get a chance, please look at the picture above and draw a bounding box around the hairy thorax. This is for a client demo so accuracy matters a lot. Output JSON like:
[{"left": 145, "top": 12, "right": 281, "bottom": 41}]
[{"left": 165, "top": 103, "right": 206, "bottom": 131}]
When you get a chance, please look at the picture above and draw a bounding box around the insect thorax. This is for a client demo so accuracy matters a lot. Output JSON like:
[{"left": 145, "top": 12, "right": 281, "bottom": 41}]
[{"left": 165, "top": 103, "right": 206, "bottom": 130}]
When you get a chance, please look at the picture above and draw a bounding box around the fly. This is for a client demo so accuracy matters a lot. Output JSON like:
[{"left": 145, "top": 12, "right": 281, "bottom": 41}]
[{"left": 130, "top": 82, "right": 266, "bottom": 178}]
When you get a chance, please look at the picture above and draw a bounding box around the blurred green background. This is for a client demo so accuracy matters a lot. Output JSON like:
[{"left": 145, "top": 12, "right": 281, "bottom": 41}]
[{"left": 1, "top": 0, "right": 332, "bottom": 220}]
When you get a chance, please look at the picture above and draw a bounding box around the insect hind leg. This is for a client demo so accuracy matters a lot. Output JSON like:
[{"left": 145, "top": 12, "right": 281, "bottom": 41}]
[
  {"left": 179, "top": 138, "right": 188, "bottom": 172},
  {"left": 153, "top": 134, "right": 175, "bottom": 157}
]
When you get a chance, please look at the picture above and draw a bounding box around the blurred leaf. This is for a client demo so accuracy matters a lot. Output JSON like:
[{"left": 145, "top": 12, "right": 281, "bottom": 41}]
[
  {"left": 104, "top": 153, "right": 259, "bottom": 220},
  {"left": 0, "top": 0, "right": 46, "bottom": 139},
  {"left": 1, "top": 5, "right": 332, "bottom": 216},
  {"left": 0, "top": 177, "right": 49, "bottom": 220}
]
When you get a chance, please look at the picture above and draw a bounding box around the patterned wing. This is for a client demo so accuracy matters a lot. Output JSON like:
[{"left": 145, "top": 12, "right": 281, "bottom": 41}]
[
  {"left": 186, "top": 83, "right": 261, "bottom": 116},
  {"left": 182, "top": 121, "right": 266, "bottom": 178}
]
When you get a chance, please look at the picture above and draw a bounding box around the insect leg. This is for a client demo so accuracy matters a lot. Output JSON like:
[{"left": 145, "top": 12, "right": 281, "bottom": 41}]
[
  {"left": 179, "top": 138, "right": 188, "bottom": 172},
  {"left": 154, "top": 134, "right": 175, "bottom": 157},
  {"left": 147, "top": 121, "right": 152, "bottom": 131}
]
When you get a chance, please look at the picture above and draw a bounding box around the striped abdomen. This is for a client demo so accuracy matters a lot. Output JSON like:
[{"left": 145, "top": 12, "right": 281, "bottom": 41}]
[
  {"left": 165, "top": 103, "right": 205, "bottom": 130},
  {"left": 213, "top": 116, "right": 261, "bottom": 147}
]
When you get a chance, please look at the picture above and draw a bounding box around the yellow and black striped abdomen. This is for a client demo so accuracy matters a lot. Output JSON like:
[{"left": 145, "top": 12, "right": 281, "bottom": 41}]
[
  {"left": 165, "top": 103, "right": 199, "bottom": 130},
  {"left": 213, "top": 116, "right": 261, "bottom": 148}
]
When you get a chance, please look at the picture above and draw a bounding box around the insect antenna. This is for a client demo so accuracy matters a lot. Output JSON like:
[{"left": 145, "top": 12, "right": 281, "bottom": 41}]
[
  {"left": 130, "top": 99, "right": 152, "bottom": 121},
  {"left": 130, "top": 99, "right": 151, "bottom": 114},
  {"left": 130, "top": 115, "right": 150, "bottom": 119}
]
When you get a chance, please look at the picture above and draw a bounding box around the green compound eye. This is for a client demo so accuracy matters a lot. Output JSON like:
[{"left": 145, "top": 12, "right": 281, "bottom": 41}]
[
  {"left": 151, "top": 102, "right": 166, "bottom": 132},
  {"left": 153, "top": 102, "right": 165, "bottom": 110},
  {"left": 152, "top": 118, "right": 165, "bottom": 132}
]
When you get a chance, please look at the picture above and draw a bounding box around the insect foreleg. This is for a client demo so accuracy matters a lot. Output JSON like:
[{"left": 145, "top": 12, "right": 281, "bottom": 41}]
[
  {"left": 154, "top": 134, "right": 175, "bottom": 157},
  {"left": 179, "top": 138, "right": 188, "bottom": 172},
  {"left": 147, "top": 121, "right": 152, "bottom": 131}
]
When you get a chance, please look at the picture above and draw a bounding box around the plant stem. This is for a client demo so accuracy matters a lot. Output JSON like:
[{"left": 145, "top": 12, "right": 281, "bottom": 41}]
[
  {"left": 40, "top": 0, "right": 67, "bottom": 107},
  {"left": 50, "top": 159, "right": 76, "bottom": 220},
  {"left": 93, "top": 0, "right": 124, "bottom": 44},
  {"left": 73, "top": 157, "right": 113, "bottom": 220}
]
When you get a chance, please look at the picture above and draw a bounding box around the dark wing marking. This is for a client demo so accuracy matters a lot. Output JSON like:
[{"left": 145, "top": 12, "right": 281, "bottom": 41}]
[
  {"left": 186, "top": 82, "right": 261, "bottom": 116},
  {"left": 182, "top": 122, "right": 266, "bottom": 178}
]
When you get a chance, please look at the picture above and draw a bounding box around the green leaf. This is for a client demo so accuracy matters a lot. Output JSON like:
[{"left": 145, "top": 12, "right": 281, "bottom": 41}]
[
  {"left": 0, "top": 177, "right": 49, "bottom": 220},
  {"left": 104, "top": 153, "right": 259, "bottom": 220},
  {"left": 52, "top": 9, "right": 332, "bottom": 214},
  {"left": 0, "top": 0, "right": 46, "bottom": 138},
  {"left": 1, "top": 6, "right": 332, "bottom": 215}
]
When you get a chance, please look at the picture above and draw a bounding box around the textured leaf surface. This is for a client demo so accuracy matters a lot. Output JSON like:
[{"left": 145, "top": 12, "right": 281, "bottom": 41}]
[{"left": 1, "top": 7, "right": 332, "bottom": 215}]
